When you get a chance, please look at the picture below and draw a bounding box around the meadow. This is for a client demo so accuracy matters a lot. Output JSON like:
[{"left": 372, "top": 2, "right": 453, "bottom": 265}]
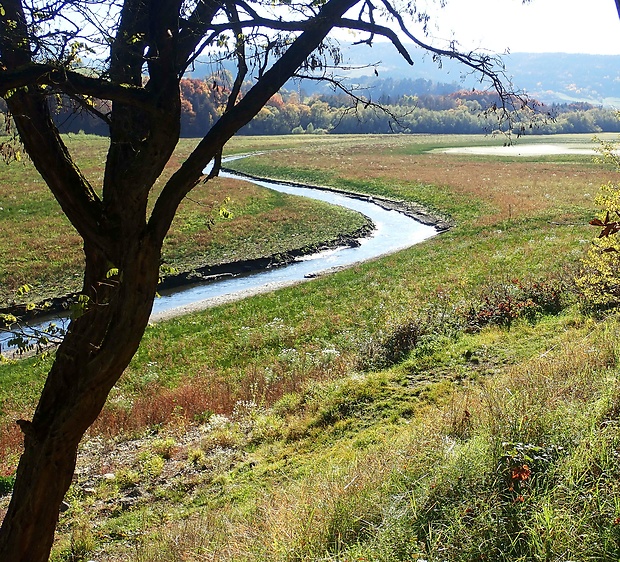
[
  {"left": 0, "top": 134, "right": 370, "bottom": 307},
  {"left": 3, "top": 132, "right": 620, "bottom": 560}
]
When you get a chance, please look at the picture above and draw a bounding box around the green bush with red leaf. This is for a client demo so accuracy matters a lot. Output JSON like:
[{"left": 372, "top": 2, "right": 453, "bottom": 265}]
[{"left": 466, "top": 278, "right": 567, "bottom": 331}]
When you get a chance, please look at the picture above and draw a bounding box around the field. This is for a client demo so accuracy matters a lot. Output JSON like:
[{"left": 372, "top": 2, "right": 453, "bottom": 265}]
[
  {"left": 0, "top": 135, "right": 370, "bottom": 307},
  {"left": 3, "top": 132, "right": 620, "bottom": 560}
]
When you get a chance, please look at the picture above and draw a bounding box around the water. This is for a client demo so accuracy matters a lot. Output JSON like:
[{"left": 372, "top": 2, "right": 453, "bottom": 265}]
[
  {"left": 1, "top": 164, "right": 438, "bottom": 352},
  {"left": 152, "top": 169, "right": 438, "bottom": 315}
]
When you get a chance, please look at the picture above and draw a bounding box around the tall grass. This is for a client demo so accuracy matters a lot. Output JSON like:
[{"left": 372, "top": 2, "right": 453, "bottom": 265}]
[{"left": 3, "top": 133, "right": 620, "bottom": 560}]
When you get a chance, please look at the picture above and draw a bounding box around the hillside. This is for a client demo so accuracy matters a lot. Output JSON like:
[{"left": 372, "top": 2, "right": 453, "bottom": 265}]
[
  {"left": 189, "top": 43, "right": 620, "bottom": 107},
  {"left": 311, "top": 43, "right": 620, "bottom": 107}
]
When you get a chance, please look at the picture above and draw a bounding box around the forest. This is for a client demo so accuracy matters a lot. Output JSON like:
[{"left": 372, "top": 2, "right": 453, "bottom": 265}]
[{"left": 49, "top": 74, "right": 620, "bottom": 138}]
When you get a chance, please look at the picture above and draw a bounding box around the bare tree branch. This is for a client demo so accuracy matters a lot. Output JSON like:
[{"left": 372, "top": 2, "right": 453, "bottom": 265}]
[
  {"left": 0, "top": 64, "right": 154, "bottom": 108},
  {"left": 149, "top": 0, "right": 361, "bottom": 241},
  {"left": 209, "top": 0, "right": 249, "bottom": 178}
]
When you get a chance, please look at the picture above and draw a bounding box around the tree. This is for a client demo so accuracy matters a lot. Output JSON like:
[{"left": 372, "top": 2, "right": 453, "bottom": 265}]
[{"left": 0, "top": 1, "right": 522, "bottom": 559}]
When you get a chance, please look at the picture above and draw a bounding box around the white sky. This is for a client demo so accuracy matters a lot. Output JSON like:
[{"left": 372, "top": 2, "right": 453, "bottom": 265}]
[{"left": 425, "top": 0, "right": 620, "bottom": 55}]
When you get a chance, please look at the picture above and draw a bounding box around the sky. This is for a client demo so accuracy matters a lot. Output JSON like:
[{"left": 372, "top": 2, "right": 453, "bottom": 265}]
[{"left": 422, "top": 0, "right": 620, "bottom": 55}]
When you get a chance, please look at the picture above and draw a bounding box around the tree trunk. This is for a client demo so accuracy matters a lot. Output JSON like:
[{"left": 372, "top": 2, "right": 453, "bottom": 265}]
[
  {"left": 0, "top": 1, "right": 362, "bottom": 557},
  {"left": 0, "top": 239, "right": 161, "bottom": 561}
]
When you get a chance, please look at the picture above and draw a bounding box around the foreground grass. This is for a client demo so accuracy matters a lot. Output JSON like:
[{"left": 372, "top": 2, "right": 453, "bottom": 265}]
[{"left": 2, "top": 133, "right": 620, "bottom": 559}]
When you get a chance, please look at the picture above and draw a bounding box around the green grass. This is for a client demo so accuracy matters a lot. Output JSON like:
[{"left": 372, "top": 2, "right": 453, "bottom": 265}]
[
  {"left": 0, "top": 134, "right": 368, "bottom": 306},
  {"left": 3, "top": 133, "right": 620, "bottom": 559}
]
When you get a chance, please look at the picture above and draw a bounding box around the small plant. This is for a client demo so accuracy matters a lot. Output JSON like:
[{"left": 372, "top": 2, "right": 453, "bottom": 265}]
[
  {"left": 139, "top": 453, "right": 165, "bottom": 479},
  {"left": 193, "top": 409, "right": 213, "bottom": 424},
  {"left": 115, "top": 468, "right": 140, "bottom": 491},
  {"left": 500, "top": 441, "right": 563, "bottom": 501},
  {"left": 187, "top": 447, "right": 206, "bottom": 468},
  {"left": 51, "top": 507, "right": 96, "bottom": 562},
  {"left": 0, "top": 475, "right": 15, "bottom": 496},
  {"left": 201, "top": 423, "right": 243, "bottom": 451},
  {"left": 66, "top": 523, "right": 95, "bottom": 562},
  {"left": 151, "top": 437, "right": 176, "bottom": 460},
  {"left": 465, "top": 277, "right": 566, "bottom": 331}
]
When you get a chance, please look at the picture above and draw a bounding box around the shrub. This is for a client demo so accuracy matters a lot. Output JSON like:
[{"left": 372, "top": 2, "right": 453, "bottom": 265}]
[
  {"left": 465, "top": 277, "right": 566, "bottom": 331},
  {"left": 577, "top": 141, "right": 620, "bottom": 309},
  {"left": 576, "top": 186, "right": 620, "bottom": 308},
  {"left": 357, "top": 292, "right": 463, "bottom": 370}
]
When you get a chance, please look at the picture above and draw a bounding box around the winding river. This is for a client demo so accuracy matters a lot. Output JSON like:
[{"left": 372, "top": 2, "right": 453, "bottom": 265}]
[
  {"left": 1, "top": 161, "right": 439, "bottom": 353},
  {"left": 151, "top": 167, "right": 439, "bottom": 318}
]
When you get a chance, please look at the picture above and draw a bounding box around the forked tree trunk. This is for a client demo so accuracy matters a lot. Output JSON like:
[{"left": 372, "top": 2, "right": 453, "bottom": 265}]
[
  {"left": 0, "top": 2, "right": 362, "bottom": 557},
  {"left": 0, "top": 240, "right": 161, "bottom": 561}
]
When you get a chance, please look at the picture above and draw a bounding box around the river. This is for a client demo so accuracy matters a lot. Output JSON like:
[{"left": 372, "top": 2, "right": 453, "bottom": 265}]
[{"left": 1, "top": 162, "right": 439, "bottom": 353}]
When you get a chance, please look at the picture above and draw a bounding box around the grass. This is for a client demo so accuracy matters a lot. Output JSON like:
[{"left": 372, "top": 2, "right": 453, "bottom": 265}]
[
  {"left": 2, "top": 132, "right": 620, "bottom": 559},
  {"left": 0, "top": 134, "right": 368, "bottom": 306}
]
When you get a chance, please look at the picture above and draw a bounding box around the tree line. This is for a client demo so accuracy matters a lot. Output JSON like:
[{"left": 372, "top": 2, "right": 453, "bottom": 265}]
[{"left": 47, "top": 76, "right": 620, "bottom": 138}]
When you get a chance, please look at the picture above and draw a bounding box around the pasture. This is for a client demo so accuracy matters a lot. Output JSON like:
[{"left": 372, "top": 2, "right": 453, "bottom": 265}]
[{"left": 2, "top": 133, "right": 620, "bottom": 560}]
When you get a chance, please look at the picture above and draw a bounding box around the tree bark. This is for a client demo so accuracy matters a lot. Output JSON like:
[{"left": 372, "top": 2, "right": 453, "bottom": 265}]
[
  {"left": 0, "top": 239, "right": 161, "bottom": 561},
  {"left": 0, "top": 1, "right": 381, "bottom": 559}
]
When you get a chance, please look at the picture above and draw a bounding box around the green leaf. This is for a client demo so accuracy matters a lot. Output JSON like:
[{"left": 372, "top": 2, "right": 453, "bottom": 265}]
[
  {"left": 71, "top": 294, "right": 91, "bottom": 319},
  {"left": 0, "top": 313, "right": 17, "bottom": 325},
  {"left": 127, "top": 32, "right": 145, "bottom": 45}
]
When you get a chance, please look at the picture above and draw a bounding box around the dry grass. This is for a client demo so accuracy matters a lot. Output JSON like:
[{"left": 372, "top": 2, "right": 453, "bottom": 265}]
[
  {"left": 250, "top": 142, "right": 618, "bottom": 224},
  {"left": 91, "top": 348, "right": 350, "bottom": 440},
  {"left": 448, "top": 320, "right": 620, "bottom": 442},
  {"left": 121, "top": 317, "right": 620, "bottom": 561}
]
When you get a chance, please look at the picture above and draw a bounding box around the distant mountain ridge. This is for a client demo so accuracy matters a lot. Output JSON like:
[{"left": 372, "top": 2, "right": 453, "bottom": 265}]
[
  {"left": 190, "top": 43, "right": 620, "bottom": 107},
  {"left": 330, "top": 44, "right": 620, "bottom": 107}
]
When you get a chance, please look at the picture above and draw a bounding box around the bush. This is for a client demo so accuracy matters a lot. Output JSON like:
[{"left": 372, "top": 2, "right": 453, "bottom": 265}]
[
  {"left": 357, "top": 318, "right": 428, "bottom": 371},
  {"left": 357, "top": 291, "right": 464, "bottom": 370},
  {"left": 465, "top": 277, "right": 566, "bottom": 331},
  {"left": 576, "top": 185, "right": 620, "bottom": 308},
  {"left": 576, "top": 141, "right": 620, "bottom": 309}
]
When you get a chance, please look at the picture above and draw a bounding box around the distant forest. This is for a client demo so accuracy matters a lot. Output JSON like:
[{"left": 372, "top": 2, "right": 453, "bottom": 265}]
[{"left": 49, "top": 75, "right": 620, "bottom": 137}]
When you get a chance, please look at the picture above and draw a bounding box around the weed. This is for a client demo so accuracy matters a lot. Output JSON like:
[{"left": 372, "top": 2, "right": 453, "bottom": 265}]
[
  {"left": 465, "top": 276, "right": 568, "bottom": 331},
  {"left": 0, "top": 474, "right": 15, "bottom": 495},
  {"left": 51, "top": 506, "right": 96, "bottom": 562},
  {"left": 201, "top": 416, "right": 244, "bottom": 451},
  {"left": 116, "top": 468, "right": 141, "bottom": 491},
  {"left": 150, "top": 437, "right": 176, "bottom": 459},
  {"left": 187, "top": 447, "right": 207, "bottom": 468},
  {"left": 357, "top": 297, "right": 463, "bottom": 371},
  {"left": 357, "top": 318, "right": 427, "bottom": 371},
  {"left": 139, "top": 453, "right": 165, "bottom": 479}
]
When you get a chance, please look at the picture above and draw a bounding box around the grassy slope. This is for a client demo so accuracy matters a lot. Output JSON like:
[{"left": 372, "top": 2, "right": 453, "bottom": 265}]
[{"left": 3, "top": 133, "right": 620, "bottom": 560}]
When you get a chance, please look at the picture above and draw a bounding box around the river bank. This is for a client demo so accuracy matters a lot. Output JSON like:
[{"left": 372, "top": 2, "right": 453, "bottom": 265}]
[{"left": 1, "top": 168, "right": 446, "bottom": 328}]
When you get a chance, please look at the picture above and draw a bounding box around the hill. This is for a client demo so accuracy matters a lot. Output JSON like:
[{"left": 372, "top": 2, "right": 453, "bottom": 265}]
[
  {"left": 332, "top": 44, "right": 620, "bottom": 107},
  {"left": 188, "top": 43, "right": 620, "bottom": 107}
]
